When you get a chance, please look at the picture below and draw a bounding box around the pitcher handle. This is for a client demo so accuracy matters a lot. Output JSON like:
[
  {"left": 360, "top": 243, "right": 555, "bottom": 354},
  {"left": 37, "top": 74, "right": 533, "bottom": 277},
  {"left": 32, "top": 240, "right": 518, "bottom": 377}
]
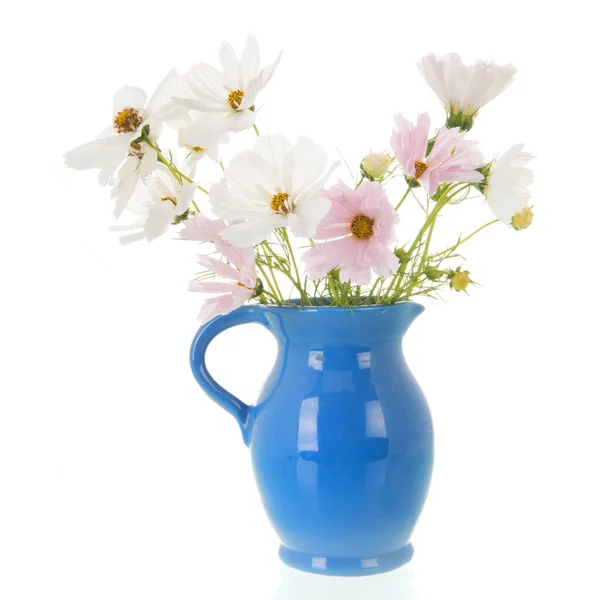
[{"left": 189, "top": 306, "right": 269, "bottom": 446}]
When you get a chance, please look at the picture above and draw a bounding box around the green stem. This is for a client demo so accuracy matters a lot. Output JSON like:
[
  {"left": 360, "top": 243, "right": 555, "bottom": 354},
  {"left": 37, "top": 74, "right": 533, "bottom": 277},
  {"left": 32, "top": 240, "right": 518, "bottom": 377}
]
[
  {"left": 386, "top": 201, "right": 443, "bottom": 298},
  {"left": 262, "top": 242, "right": 289, "bottom": 298},
  {"left": 417, "top": 218, "right": 436, "bottom": 276},
  {"left": 381, "top": 162, "right": 400, "bottom": 183},
  {"left": 260, "top": 290, "right": 281, "bottom": 303},
  {"left": 279, "top": 228, "right": 311, "bottom": 305},
  {"left": 259, "top": 242, "right": 285, "bottom": 303},
  {"left": 253, "top": 124, "right": 260, "bottom": 136},
  {"left": 383, "top": 183, "right": 468, "bottom": 301},
  {"left": 395, "top": 219, "right": 437, "bottom": 299},
  {"left": 256, "top": 258, "right": 283, "bottom": 305},
  {"left": 430, "top": 219, "right": 499, "bottom": 259},
  {"left": 394, "top": 187, "right": 411, "bottom": 211},
  {"left": 366, "top": 277, "right": 383, "bottom": 305},
  {"left": 145, "top": 138, "right": 209, "bottom": 196},
  {"left": 327, "top": 274, "right": 340, "bottom": 303}
]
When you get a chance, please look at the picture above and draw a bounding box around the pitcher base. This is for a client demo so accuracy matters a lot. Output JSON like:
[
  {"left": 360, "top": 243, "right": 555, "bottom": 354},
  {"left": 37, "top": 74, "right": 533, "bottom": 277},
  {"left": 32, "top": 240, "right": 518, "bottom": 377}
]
[{"left": 278, "top": 543, "right": 414, "bottom": 577}]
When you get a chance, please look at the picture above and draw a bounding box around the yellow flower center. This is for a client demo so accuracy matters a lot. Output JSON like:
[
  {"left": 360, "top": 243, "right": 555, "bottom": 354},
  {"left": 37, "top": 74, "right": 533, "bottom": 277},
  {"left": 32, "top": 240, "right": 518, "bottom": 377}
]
[
  {"left": 161, "top": 196, "right": 177, "bottom": 206},
  {"left": 350, "top": 215, "right": 375, "bottom": 240},
  {"left": 511, "top": 207, "right": 534, "bottom": 230},
  {"left": 270, "top": 192, "right": 290, "bottom": 213},
  {"left": 113, "top": 107, "right": 144, "bottom": 133},
  {"left": 414, "top": 160, "right": 428, "bottom": 179},
  {"left": 448, "top": 101, "right": 476, "bottom": 117},
  {"left": 190, "top": 146, "right": 204, "bottom": 153},
  {"left": 227, "top": 89, "right": 244, "bottom": 110}
]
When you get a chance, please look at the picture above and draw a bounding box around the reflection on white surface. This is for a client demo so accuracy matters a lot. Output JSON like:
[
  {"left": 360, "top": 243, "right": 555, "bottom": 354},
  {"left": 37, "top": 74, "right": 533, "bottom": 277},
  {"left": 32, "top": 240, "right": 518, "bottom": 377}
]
[
  {"left": 298, "top": 397, "right": 319, "bottom": 452},
  {"left": 365, "top": 400, "right": 388, "bottom": 438},
  {"left": 272, "top": 563, "right": 418, "bottom": 600}
]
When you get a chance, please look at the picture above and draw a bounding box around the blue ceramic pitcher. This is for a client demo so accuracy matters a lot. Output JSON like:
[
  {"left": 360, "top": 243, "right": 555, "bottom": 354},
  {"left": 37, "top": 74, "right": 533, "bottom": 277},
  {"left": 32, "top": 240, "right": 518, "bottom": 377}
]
[{"left": 190, "top": 301, "right": 433, "bottom": 576}]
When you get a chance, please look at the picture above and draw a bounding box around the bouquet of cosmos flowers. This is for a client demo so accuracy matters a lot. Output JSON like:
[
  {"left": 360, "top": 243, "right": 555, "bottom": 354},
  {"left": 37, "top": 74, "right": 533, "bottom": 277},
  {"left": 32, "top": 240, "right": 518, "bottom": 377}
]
[{"left": 65, "top": 38, "right": 533, "bottom": 322}]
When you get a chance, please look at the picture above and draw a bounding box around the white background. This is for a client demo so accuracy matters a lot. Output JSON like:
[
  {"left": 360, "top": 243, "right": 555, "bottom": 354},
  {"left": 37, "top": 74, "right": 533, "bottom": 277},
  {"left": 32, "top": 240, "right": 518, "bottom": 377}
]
[{"left": 1, "top": 1, "right": 599, "bottom": 598}]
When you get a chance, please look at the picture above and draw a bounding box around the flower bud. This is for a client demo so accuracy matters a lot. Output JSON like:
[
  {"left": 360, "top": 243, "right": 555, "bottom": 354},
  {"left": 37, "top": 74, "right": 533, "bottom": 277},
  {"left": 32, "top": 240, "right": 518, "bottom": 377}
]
[
  {"left": 511, "top": 207, "right": 534, "bottom": 230},
  {"left": 425, "top": 266, "right": 446, "bottom": 281},
  {"left": 361, "top": 152, "right": 392, "bottom": 181},
  {"left": 394, "top": 248, "right": 410, "bottom": 264},
  {"left": 275, "top": 256, "right": 289, "bottom": 269},
  {"left": 449, "top": 269, "right": 472, "bottom": 292}
]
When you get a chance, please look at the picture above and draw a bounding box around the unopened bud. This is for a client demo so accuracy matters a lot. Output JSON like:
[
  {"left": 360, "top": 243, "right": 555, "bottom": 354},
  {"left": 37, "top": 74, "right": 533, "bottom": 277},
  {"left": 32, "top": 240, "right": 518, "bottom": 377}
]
[
  {"left": 361, "top": 152, "right": 392, "bottom": 181},
  {"left": 394, "top": 248, "right": 410, "bottom": 264},
  {"left": 449, "top": 269, "right": 472, "bottom": 292},
  {"left": 425, "top": 267, "right": 446, "bottom": 281},
  {"left": 275, "top": 256, "right": 289, "bottom": 269},
  {"left": 511, "top": 207, "right": 534, "bottom": 230}
]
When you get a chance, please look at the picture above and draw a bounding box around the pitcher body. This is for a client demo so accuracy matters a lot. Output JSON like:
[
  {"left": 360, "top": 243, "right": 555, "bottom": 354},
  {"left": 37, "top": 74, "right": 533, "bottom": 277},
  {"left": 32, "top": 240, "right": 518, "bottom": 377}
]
[{"left": 190, "top": 302, "right": 433, "bottom": 576}]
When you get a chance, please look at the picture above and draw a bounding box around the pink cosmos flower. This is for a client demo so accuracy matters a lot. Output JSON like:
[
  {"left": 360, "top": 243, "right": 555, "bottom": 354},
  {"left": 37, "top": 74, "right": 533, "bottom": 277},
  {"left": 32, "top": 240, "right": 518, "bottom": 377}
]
[
  {"left": 390, "top": 113, "right": 484, "bottom": 195},
  {"left": 180, "top": 213, "right": 226, "bottom": 243},
  {"left": 189, "top": 245, "right": 257, "bottom": 323},
  {"left": 303, "top": 181, "right": 399, "bottom": 284},
  {"left": 180, "top": 213, "right": 249, "bottom": 267}
]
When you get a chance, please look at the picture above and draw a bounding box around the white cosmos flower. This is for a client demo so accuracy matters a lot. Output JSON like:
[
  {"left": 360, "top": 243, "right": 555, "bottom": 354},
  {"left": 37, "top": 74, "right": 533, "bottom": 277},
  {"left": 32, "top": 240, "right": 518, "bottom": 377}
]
[
  {"left": 175, "top": 37, "right": 280, "bottom": 145},
  {"left": 64, "top": 69, "right": 185, "bottom": 185},
  {"left": 484, "top": 144, "right": 534, "bottom": 227},
  {"left": 177, "top": 124, "right": 228, "bottom": 168},
  {"left": 210, "top": 134, "right": 337, "bottom": 247},
  {"left": 113, "top": 169, "right": 196, "bottom": 244},
  {"left": 109, "top": 141, "right": 158, "bottom": 218},
  {"left": 419, "top": 53, "right": 517, "bottom": 121}
]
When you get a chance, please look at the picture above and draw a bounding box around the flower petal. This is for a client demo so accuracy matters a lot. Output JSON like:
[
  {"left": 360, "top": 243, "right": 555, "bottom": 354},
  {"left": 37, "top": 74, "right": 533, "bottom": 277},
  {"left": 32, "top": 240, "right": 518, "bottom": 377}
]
[
  {"left": 239, "top": 37, "right": 260, "bottom": 88},
  {"left": 64, "top": 134, "right": 132, "bottom": 185},
  {"left": 303, "top": 237, "right": 355, "bottom": 280},
  {"left": 146, "top": 69, "right": 187, "bottom": 115},
  {"left": 219, "top": 41, "right": 242, "bottom": 90},
  {"left": 289, "top": 193, "right": 331, "bottom": 238},
  {"left": 113, "top": 86, "right": 147, "bottom": 113},
  {"left": 189, "top": 281, "right": 240, "bottom": 294},
  {"left": 196, "top": 255, "right": 241, "bottom": 281},
  {"left": 186, "top": 62, "right": 227, "bottom": 105},
  {"left": 283, "top": 137, "right": 328, "bottom": 197},
  {"left": 218, "top": 214, "right": 286, "bottom": 246},
  {"left": 259, "top": 51, "right": 282, "bottom": 90}
]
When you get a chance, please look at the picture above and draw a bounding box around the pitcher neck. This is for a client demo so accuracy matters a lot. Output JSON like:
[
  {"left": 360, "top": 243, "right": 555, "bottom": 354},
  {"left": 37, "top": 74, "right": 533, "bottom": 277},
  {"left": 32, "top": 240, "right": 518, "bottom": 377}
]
[{"left": 256, "top": 302, "right": 424, "bottom": 346}]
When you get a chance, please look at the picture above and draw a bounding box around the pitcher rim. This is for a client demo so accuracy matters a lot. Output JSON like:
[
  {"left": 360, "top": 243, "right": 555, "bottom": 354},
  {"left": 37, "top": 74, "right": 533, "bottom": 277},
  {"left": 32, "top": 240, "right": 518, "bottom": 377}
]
[{"left": 249, "top": 299, "right": 425, "bottom": 314}]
